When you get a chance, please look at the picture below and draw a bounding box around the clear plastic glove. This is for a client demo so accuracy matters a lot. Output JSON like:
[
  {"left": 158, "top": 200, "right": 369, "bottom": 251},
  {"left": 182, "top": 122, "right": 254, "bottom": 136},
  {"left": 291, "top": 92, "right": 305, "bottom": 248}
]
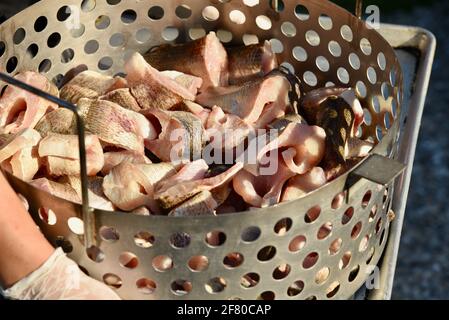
[{"left": 1, "top": 248, "right": 121, "bottom": 300}]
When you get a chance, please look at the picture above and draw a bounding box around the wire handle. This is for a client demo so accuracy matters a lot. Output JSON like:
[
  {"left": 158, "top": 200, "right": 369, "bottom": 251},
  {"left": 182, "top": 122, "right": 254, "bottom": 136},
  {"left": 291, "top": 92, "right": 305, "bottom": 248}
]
[
  {"left": 355, "top": 0, "right": 363, "bottom": 19},
  {"left": 0, "top": 72, "right": 96, "bottom": 249}
]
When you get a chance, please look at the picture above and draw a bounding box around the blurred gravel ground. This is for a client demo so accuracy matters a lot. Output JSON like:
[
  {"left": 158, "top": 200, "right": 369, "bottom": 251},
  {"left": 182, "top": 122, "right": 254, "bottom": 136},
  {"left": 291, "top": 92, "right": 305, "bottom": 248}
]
[
  {"left": 0, "top": 0, "right": 447, "bottom": 300},
  {"left": 382, "top": 1, "right": 449, "bottom": 300}
]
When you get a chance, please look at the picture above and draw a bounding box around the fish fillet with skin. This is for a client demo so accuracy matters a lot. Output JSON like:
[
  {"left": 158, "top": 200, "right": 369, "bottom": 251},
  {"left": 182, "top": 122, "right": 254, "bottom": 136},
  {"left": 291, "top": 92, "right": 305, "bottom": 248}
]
[
  {"left": 160, "top": 71, "right": 204, "bottom": 97},
  {"left": 103, "top": 162, "right": 176, "bottom": 212},
  {"left": 168, "top": 191, "right": 218, "bottom": 217},
  {"left": 78, "top": 98, "right": 157, "bottom": 153},
  {"left": 0, "top": 128, "right": 41, "bottom": 162},
  {"left": 0, "top": 72, "right": 58, "bottom": 134},
  {"left": 125, "top": 53, "right": 196, "bottom": 110},
  {"left": 143, "top": 109, "right": 204, "bottom": 163},
  {"left": 155, "top": 160, "right": 243, "bottom": 210},
  {"left": 39, "top": 133, "right": 104, "bottom": 176},
  {"left": 227, "top": 41, "right": 278, "bottom": 85},
  {"left": 281, "top": 167, "right": 327, "bottom": 202},
  {"left": 30, "top": 178, "right": 80, "bottom": 203},
  {"left": 144, "top": 32, "right": 228, "bottom": 89},
  {"left": 256, "top": 123, "right": 326, "bottom": 175},
  {"left": 102, "top": 151, "right": 152, "bottom": 175},
  {"left": 233, "top": 161, "right": 296, "bottom": 208},
  {"left": 196, "top": 75, "right": 290, "bottom": 124},
  {"left": 171, "top": 101, "right": 210, "bottom": 126},
  {"left": 60, "top": 71, "right": 126, "bottom": 104},
  {"left": 9, "top": 146, "right": 40, "bottom": 182},
  {"left": 100, "top": 88, "right": 141, "bottom": 112}
]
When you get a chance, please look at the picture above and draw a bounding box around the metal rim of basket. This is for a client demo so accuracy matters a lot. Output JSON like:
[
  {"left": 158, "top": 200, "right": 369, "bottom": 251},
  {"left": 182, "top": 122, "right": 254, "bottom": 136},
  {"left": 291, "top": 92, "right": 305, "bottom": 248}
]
[{"left": 0, "top": 0, "right": 405, "bottom": 300}]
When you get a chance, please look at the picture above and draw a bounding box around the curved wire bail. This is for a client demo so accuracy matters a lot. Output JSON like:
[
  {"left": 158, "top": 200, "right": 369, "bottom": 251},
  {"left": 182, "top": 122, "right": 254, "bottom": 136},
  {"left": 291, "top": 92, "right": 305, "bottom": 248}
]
[{"left": 0, "top": 72, "right": 96, "bottom": 249}]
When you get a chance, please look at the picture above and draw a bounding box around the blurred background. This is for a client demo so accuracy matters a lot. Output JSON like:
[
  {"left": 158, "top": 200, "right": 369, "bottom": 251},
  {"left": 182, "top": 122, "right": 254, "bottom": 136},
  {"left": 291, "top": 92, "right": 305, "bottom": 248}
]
[{"left": 0, "top": 0, "right": 447, "bottom": 300}]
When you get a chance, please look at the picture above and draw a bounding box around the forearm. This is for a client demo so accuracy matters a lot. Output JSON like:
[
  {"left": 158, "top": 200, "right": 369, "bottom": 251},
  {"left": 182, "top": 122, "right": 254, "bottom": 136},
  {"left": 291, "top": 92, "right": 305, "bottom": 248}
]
[{"left": 0, "top": 172, "right": 54, "bottom": 289}]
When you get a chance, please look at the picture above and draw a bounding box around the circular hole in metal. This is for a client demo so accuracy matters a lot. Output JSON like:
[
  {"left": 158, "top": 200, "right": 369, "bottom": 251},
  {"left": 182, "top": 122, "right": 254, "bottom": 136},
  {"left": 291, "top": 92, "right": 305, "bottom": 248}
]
[
  {"left": 241, "top": 273, "right": 260, "bottom": 288},
  {"left": 121, "top": 10, "right": 137, "bottom": 24},
  {"left": 230, "top": 10, "right": 246, "bottom": 25},
  {"left": 171, "top": 279, "right": 192, "bottom": 296},
  {"left": 363, "top": 109, "right": 372, "bottom": 126},
  {"left": 326, "top": 282, "right": 340, "bottom": 298},
  {"left": 293, "top": 46, "right": 307, "bottom": 62},
  {"left": 384, "top": 113, "right": 392, "bottom": 129},
  {"left": 359, "top": 235, "right": 370, "bottom": 252},
  {"left": 205, "top": 277, "right": 227, "bottom": 294},
  {"left": 81, "top": 0, "right": 96, "bottom": 12},
  {"left": 241, "top": 226, "right": 261, "bottom": 242},
  {"left": 13, "top": 28, "right": 26, "bottom": 45},
  {"left": 134, "top": 231, "right": 155, "bottom": 248},
  {"left": 362, "top": 190, "right": 372, "bottom": 208},
  {"left": 348, "top": 265, "right": 360, "bottom": 282},
  {"left": 351, "top": 222, "right": 363, "bottom": 239},
  {"left": 305, "top": 30, "right": 320, "bottom": 46},
  {"left": 188, "top": 256, "right": 209, "bottom": 272},
  {"left": 356, "top": 81, "right": 367, "bottom": 98},
  {"left": 17, "top": 193, "right": 29, "bottom": 211},
  {"left": 100, "top": 226, "right": 120, "bottom": 242},
  {"left": 366, "top": 247, "right": 375, "bottom": 265},
  {"left": 34, "top": 16, "right": 48, "bottom": 32},
  {"left": 119, "top": 252, "right": 139, "bottom": 269},
  {"left": 328, "top": 40, "right": 342, "bottom": 57},
  {"left": 98, "top": 57, "right": 113, "bottom": 71},
  {"left": 0, "top": 41, "right": 5, "bottom": 58},
  {"left": 170, "top": 232, "right": 191, "bottom": 248},
  {"left": 274, "top": 217, "right": 292, "bottom": 235},
  {"left": 376, "top": 125, "right": 384, "bottom": 141},
  {"left": 295, "top": 5, "right": 309, "bottom": 21},
  {"left": 176, "top": 5, "right": 192, "bottom": 19},
  {"left": 281, "top": 21, "right": 296, "bottom": 38},
  {"left": 342, "top": 207, "right": 354, "bottom": 225},
  {"left": 243, "top": 0, "right": 259, "bottom": 7},
  {"left": 243, "top": 34, "right": 259, "bottom": 46},
  {"left": 79, "top": 265, "right": 89, "bottom": 276},
  {"left": 317, "top": 222, "right": 333, "bottom": 240},
  {"left": 87, "top": 245, "right": 105, "bottom": 263},
  {"left": 270, "top": 0, "right": 284, "bottom": 12},
  {"left": 47, "top": 32, "right": 61, "bottom": 48},
  {"left": 315, "top": 267, "right": 330, "bottom": 284},
  {"left": 84, "top": 40, "right": 99, "bottom": 54},
  {"left": 217, "top": 29, "right": 233, "bottom": 43},
  {"left": 203, "top": 6, "right": 220, "bottom": 21},
  {"left": 257, "top": 291, "right": 275, "bottom": 300},
  {"left": 57, "top": 6, "right": 71, "bottom": 21},
  {"left": 103, "top": 273, "right": 122, "bottom": 289},
  {"left": 378, "top": 52, "right": 387, "bottom": 70},
  {"left": 52, "top": 73, "right": 64, "bottom": 87},
  {"left": 256, "top": 15, "right": 272, "bottom": 30},
  {"left": 339, "top": 251, "right": 352, "bottom": 269},
  {"left": 257, "top": 246, "right": 276, "bottom": 261},
  {"left": 382, "top": 82, "right": 390, "bottom": 100},
  {"left": 38, "top": 207, "right": 57, "bottom": 226},
  {"left": 367, "top": 67, "right": 377, "bottom": 84},
  {"left": 148, "top": 6, "right": 164, "bottom": 20},
  {"left": 95, "top": 15, "right": 110, "bottom": 30},
  {"left": 349, "top": 53, "right": 361, "bottom": 70},
  {"left": 331, "top": 192, "right": 345, "bottom": 210},
  {"left": 272, "top": 264, "right": 291, "bottom": 280},
  {"left": 372, "top": 95, "right": 381, "bottom": 113},
  {"left": 206, "top": 230, "right": 226, "bottom": 247},
  {"left": 287, "top": 280, "right": 304, "bottom": 296},
  {"left": 61, "top": 48, "right": 75, "bottom": 63},
  {"left": 68, "top": 217, "right": 84, "bottom": 235},
  {"left": 223, "top": 252, "right": 244, "bottom": 268},
  {"left": 136, "top": 278, "right": 156, "bottom": 294},
  {"left": 6, "top": 57, "right": 18, "bottom": 73},
  {"left": 302, "top": 252, "right": 319, "bottom": 269},
  {"left": 55, "top": 236, "right": 73, "bottom": 253},
  {"left": 110, "top": 33, "right": 125, "bottom": 47},
  {"left": 316, "top": 56, "right": 330, "bottom": 72},
  {"left": 318, "top": 14, "right": 333, "bottom": 30},
  {"left": 379, "top": 229, "right": 386, "bottom": 245},
  {"left": 280, "top": 62, "right": 295, "bottom": 74},
  {"left": 288, "top": 235, "right": 306, "bottom": 253},
  {"left": 152, "top": 255, "right": 173, "bottom": 272},
  {"left": 376, "top": 217, "right": 383, "bottom": 234},
  {"left": 329, "top": 238, "right": 342, "bottom": 255},
  {"left": 270, "top": 38, "right": 284, "bottom": 54},
  {"left": 305, "top": 205, "right": 321, "bottom": 223},
  {"left": 340, "top": 25, "right": 353, "bottom": 42},
  {"left": 304, "top": 71, "right": 318, "bottom": 87},
  {"left": 337, "top": 67, "right": 350, "bottom": 84},
  {"left": 162, "top": 27, "right": 179, "bottom": 41},
  {"left": 70, "top": 24, "right": 85, "bottom": 38},
  {"left": 369, "top": 204, "right": 378, "bottom": 222},
  {"left": 189, "top": 28, "right": 207, "bottom": 40},
  {"left": 360, "top": 38, "right": 372, "bottom": 55},
  {"left": 107, "top": 0, "right": 121, "bottom": 4}
]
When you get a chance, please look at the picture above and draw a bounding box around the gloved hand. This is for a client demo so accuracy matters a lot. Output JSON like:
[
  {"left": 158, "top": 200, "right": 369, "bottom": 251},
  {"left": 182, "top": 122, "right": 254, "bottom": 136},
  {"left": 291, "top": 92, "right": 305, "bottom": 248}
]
[{"left": 1, "top": 248, "right": 121, "bottom": 300}]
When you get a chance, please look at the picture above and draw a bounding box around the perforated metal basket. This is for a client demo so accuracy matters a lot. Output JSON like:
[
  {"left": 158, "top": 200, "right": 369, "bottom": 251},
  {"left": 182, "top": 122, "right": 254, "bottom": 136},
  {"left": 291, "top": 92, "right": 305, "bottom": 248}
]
[{"left": 0, "top": 0, "right": 405, "bottom": 300}]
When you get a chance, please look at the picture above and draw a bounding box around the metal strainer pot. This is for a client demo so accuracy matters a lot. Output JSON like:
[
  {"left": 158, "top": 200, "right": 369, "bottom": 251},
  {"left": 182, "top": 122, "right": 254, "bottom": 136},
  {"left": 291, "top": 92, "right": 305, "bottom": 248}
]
[{"left": 0, "top": 0, "right": 405, "bottom": 300}]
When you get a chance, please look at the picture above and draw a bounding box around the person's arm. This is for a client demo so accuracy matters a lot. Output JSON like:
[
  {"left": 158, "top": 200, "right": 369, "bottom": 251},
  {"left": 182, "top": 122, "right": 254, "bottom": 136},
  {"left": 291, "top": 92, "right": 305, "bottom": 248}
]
[{"left": 0, "top": 171, "right": 54, "bottom": 289}]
